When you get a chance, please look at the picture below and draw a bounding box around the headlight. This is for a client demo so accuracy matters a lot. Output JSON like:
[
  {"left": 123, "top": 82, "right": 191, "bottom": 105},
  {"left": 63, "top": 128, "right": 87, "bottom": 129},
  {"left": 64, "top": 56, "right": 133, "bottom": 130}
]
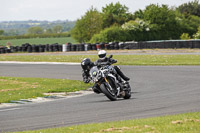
[{"left": 92, "top": 71, "right": 97, "bottom": 76}]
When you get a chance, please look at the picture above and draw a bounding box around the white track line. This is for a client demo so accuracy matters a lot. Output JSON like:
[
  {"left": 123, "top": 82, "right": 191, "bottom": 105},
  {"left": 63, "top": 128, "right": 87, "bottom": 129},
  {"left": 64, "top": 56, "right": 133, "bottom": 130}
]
[{"left": 0, "top": 108, "right": 21, "bottom": 112}]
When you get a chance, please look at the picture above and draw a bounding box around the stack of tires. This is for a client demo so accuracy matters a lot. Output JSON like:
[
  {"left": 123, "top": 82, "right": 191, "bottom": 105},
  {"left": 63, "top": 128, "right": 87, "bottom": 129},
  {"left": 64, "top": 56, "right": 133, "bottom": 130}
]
[
  {"left": 27, "top": 45, "right": 32, "bottom": 53},
  {"left": 87, "top": 44, "right": 92, "bottom": 51},
  {"left": 164, "top": 41, "right": 176, "bottom": 48},
  {"left": 104, "top": 42, "right": 120, "bottom": 50},
  {"left": 66, "top": 43, "right": 72, "bottom": 51},
  {"left": 0, "top": 47, "right": 6, "bottom": 54},
  {"left": 119, "top": 42, "right": 126, "bottom": 49},
  {"left": 91, "top": 44, "right": 97, "bottom": 50},
  {"left": 12, "top": 46, "right": 19, "bottom": 53},
  {"left": 76, "top": 44, "right": 85, "bottom": 51},
  {"left": 100, "top": 42, "right": 105, "bottom": 49},
  {"left": 192, "top": 40, "right": 200, "bottom": 48},
  {"left": 1, "top": 40, "right": 200, "bottom": 54},
  {"left": 71, "top": 44, "right": 77, "bottom": 51}
]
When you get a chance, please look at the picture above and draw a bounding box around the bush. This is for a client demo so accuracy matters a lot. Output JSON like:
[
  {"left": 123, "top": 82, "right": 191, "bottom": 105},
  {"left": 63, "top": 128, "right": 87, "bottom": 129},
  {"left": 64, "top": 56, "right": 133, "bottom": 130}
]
[
  {"left": 122, "top": 19, "right": 155, "bottom": 41},
  {"left": 180, "top": 33, "right": 191, "bottom": 40},
  {"left": 193, "top": 26, "right": 200, "bottom": 39},
  {"left": 90, "top": 26, "right": 130, "bottom": 43}
]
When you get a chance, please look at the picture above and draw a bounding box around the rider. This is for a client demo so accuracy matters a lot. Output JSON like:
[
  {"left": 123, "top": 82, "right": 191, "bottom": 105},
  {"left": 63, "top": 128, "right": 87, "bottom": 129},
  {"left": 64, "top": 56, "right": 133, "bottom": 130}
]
[
  {"left": 81, "top": 50, "right": 130, "bottom": 93},
  {"left": 95, "top": 50, "right": 130, "bottom": 81},
  {"left": 81, "top": 58, "right": 94, "bottom": 83},
  {"left": 81, "top": 58, "right": 102, "bottom": 94}
]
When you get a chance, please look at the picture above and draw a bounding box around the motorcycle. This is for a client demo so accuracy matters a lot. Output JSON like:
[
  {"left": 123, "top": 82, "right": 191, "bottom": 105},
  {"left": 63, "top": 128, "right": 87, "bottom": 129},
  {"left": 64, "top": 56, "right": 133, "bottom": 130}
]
[{"left": 89, "top": 55, "right": 131, "bottom": 101}]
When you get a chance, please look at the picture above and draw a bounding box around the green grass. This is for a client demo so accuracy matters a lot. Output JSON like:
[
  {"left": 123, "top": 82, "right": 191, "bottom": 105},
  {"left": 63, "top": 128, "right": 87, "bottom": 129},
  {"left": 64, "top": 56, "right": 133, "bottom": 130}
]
[
  {"left": 0, "top": 54, "right": 200, "bottom": 65},
  {"left": 13, "top": 112, "right": 200, "bottom": 133},
  {"left": 0, "top": 37, "right": 77, "bottom": 46},
  {"left": 0, "top": 77, "right": 91, "bottom": 103}
]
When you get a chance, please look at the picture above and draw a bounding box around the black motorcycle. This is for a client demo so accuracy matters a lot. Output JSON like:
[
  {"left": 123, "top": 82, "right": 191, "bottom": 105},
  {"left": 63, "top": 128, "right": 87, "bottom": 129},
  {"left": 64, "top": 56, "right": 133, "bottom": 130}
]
[{"left": 89, "top": 55, "right": 131, "bottom": 101}]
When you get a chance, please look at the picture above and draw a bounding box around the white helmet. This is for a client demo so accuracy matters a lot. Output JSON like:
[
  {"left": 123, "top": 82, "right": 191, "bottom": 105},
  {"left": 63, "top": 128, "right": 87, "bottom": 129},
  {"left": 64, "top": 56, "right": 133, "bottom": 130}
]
[{"left": 98, "top": 50, "right": 106, "bottom": 59}]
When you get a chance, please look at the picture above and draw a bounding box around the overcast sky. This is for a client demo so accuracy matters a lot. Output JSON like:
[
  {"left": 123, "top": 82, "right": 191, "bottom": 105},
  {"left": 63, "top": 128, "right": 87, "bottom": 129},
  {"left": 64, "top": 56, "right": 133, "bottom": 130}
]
[{"left": 0, "top": 0, "right": 193, "bottom": 21}]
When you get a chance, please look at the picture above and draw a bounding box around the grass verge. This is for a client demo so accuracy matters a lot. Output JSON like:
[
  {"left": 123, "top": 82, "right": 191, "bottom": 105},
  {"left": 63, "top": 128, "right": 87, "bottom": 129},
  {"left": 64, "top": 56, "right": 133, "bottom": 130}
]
[
  {"left": 13, "top": 112, "right": 200, "bottom": 133},
  {"left": 0, "top": 77, "right": 91, "bottom": 103},
  {"left": 1, "top": 54, "right": 200, "bottom": 65},
  {"left": 0, "top": 37, "right": 77, "bottom": 46}
]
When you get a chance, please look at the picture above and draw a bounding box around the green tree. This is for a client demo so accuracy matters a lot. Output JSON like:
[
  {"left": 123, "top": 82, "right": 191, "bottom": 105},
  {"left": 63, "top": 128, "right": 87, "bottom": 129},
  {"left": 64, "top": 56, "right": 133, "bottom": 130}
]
[
  {"left": 142, "top": 4, "right": 181, "bottom": 40},
  {"left": 122, "top": 18, "right": 150, "bottom": 32},
  {"left": 0, "top": 30, "right": 4, "bottom": 35},
  {"left": 176, "top": 12, "right": 200, "bottom": 36},
  {"left": 45, "top": 28, "right": 53, "bottom": 34},
  {"left": 4, "top": 29, "right": 19, "bottom": 36},
  {"left": 71, "top": 7, "right": 103, "bottom": 42},
  {"left": 193, "top": 26, "right": 200, "bottom": 39},
  {"left": 133, "top": 9, "right": 144, "bottom": 19},
  {"left": 27, "top": 26, "right": 43, "bottom": 34},
  {"left": 176, "top": 0, "right": 200, "bottom": 37},
  {"left": 121, "top": 19, "right": 154, "bottom": 41},
  {"left": 177, "top": 0, "right": 200, "bottom": 17},
  {"left": 53, "top": 25, "right": 63, "bottom": 33},
  {"left": 102, "top": 2, "right": 133, "bottom": 28}
]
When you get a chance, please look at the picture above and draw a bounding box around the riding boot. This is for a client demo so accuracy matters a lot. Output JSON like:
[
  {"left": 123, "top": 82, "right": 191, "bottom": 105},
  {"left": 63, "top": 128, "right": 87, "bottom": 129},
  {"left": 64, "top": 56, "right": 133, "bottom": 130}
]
[{"left": 114, "top": 66, "right": 130, "bottom": 81}]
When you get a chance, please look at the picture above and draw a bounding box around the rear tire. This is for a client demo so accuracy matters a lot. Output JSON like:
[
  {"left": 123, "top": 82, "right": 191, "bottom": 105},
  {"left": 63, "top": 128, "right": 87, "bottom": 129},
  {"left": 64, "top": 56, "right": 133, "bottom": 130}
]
[
  {"left": 123, "top": 83, "right": 131, "bottom": 99},
  {"left": 124, "top": 90, "right": 131, "bottom": 99},
  {"left": 100, "top": 83, "right": 117, "bottom": 101}
]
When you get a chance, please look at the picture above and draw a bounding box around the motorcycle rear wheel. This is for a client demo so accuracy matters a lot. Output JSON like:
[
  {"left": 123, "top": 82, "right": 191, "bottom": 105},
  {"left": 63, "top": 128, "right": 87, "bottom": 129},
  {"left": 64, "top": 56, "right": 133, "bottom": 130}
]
[
  {"left": 123, "top": 83, "right": 131, "bottom": 99},
  {"left": 123, "top": 90, "right": 131, "bottom": 99}
]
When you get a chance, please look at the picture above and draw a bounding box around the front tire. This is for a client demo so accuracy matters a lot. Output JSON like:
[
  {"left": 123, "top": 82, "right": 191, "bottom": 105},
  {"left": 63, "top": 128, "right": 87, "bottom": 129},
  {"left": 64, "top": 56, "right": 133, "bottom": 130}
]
[{"left": 100, "top": 83, "right": 117, "bottom": 101}]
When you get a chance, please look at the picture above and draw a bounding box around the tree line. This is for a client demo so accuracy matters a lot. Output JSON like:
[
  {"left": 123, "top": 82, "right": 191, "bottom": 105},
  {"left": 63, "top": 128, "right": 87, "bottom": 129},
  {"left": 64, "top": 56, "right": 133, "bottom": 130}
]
[
  {"left": 71, "top": 0, "right": 200, "bottom": 43},
  {"left": 0, "top": 20, "right": 75, "bottom": 36},
  {"left": 0, "top": 25, "right": 71, "bottom": 40}
]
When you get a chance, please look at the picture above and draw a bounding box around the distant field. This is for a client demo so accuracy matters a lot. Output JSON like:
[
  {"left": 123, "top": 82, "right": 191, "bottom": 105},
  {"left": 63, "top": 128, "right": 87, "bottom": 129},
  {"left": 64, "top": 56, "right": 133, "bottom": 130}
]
[{"left": 0, "top": 37, "right": 77, "bottom": 46}]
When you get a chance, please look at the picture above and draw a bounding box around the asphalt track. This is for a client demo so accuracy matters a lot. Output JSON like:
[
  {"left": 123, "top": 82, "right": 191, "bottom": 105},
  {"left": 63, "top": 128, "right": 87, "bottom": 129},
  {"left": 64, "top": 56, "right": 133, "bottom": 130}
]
[{"left": 0, "top": 63, "right": 200, "bottom": 132}]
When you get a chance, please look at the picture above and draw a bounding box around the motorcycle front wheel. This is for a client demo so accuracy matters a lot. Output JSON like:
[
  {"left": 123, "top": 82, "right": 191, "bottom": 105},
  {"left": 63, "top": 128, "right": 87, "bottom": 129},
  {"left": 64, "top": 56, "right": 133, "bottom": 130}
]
[{"left": 100, "top": 82, "right": 117, "bottom": 101}]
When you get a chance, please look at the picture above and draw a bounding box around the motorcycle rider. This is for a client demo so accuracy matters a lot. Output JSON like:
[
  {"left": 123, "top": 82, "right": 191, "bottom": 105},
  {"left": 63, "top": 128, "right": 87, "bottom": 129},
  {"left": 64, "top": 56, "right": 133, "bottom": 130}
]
[
  {"left": 81, "top": 50, "right": 130, "bottom": 94},
  {"left": 81, "top": 58, "right": 102, "bottom": 94},
  {"left": 81, "top": 58, "right": 94, "bottom": 83},
  {"left": 95, "top": 50, "right": 130, "bottom": 81}
]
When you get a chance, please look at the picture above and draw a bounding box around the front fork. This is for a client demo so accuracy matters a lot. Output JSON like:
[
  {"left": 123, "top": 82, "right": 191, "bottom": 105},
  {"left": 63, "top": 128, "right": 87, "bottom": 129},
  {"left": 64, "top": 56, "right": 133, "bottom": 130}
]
[{"left": 104, "top": 77, "right": 120, "bottom": 96}]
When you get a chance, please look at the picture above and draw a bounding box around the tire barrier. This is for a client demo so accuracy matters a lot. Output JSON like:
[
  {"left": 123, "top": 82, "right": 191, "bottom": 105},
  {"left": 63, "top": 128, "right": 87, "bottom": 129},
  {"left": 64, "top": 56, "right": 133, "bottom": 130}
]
[
  {"left": 0, "top": 40, "right": 200, "bottom": 54},
  {"left": 92, "top": 44, "right": 97, "bottom": 50},
  {"left": 27, "top": 46, "right": 32, "bottom": 53},
  {"left": 76, "top": 44, "right": 85, "bottom": 51},
  {"left": 122, "top": 40, "right": 200, "bottom": 49}
]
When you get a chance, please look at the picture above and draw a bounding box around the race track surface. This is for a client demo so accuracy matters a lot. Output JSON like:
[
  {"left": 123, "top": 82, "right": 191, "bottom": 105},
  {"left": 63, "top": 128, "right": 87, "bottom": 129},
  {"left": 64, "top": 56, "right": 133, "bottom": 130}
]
[{"left": 0, "top": 64, "right": 200, "bottom": 132}]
